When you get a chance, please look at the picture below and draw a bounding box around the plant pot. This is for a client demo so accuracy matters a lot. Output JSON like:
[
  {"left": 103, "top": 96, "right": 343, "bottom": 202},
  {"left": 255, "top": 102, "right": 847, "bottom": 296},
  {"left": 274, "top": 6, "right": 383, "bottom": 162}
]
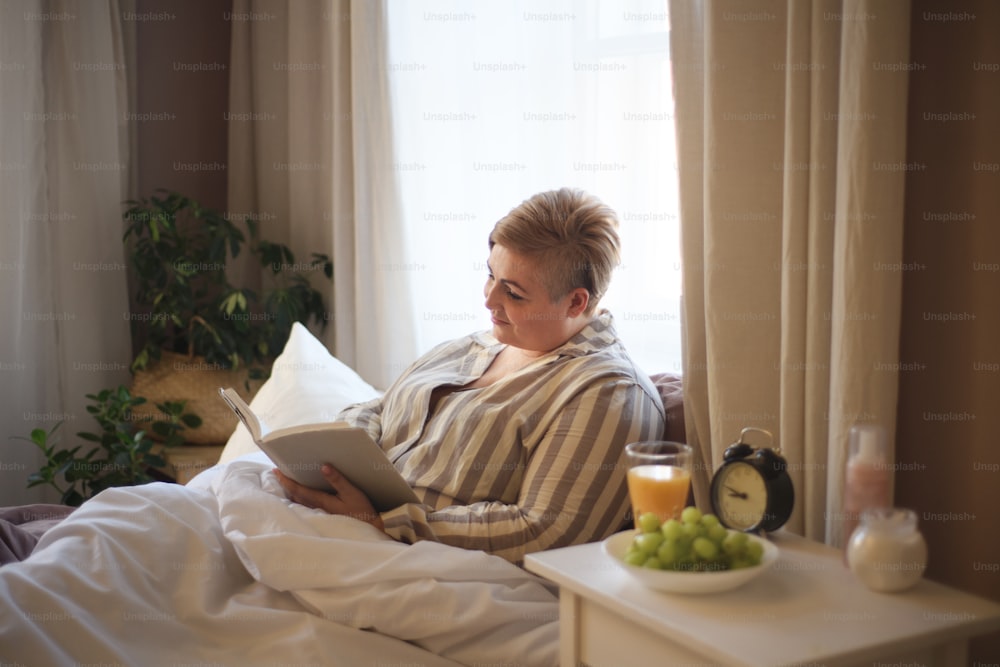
[{"left": 130, "top": 350, "right": 266, "bottom": 446}]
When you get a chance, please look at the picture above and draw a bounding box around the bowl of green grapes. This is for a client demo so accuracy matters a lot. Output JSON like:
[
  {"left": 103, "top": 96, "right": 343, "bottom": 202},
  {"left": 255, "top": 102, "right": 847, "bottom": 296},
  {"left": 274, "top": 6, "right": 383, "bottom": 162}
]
[{"left": 603, "top": 506, "right": 779, "bottom": 594}]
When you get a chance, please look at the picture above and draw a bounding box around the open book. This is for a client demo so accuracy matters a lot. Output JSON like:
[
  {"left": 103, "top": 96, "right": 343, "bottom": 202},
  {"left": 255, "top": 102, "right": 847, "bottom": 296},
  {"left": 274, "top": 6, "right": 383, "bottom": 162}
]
[{"left": 217, "top": 387, "right": 419, "bottom": 512}]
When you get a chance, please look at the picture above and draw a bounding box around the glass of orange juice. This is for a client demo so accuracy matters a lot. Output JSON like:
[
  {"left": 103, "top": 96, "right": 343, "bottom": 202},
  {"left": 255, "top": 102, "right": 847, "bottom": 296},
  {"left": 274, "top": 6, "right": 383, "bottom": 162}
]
[{"left": 625, "top": 441, "right": 693, "bottom": 528}]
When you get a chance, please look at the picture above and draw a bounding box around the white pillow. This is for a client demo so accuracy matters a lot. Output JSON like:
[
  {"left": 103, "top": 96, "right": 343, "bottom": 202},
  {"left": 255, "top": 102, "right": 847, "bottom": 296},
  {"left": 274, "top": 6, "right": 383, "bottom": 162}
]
[{"left": 217, "top": 322, "right": 382, "bottom": 464}]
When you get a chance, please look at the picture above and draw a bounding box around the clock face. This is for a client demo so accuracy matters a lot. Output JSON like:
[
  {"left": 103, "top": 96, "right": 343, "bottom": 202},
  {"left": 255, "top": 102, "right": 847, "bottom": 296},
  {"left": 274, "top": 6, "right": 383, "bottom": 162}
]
[{"left": 712, "top": 461, "right": 768, "bottom": 531}]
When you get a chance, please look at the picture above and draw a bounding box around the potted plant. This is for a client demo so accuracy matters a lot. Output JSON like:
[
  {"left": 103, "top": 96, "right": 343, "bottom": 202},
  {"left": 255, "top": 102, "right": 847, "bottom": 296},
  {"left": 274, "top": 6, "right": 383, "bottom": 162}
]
[
  {"left": 16, "top": 386, "right": 201, "bottom": 506},
  {"left": 123, "top": 190, "right": 332, "bottom": 444}
]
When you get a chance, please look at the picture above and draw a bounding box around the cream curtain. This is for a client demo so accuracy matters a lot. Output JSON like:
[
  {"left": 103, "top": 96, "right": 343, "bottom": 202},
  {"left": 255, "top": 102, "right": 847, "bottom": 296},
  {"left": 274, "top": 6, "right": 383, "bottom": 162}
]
[
  {"left": 0, "top": 0, "right": 134, "bottom": 506},
  {"left": 382, "top": 2, "right": 681, "bottom": 372},
  {"left": 227, "top": 0, "right": 417, "bottom": 390},
  {"left": 669, "top": 0, "right": 912, "bottom": 543}
]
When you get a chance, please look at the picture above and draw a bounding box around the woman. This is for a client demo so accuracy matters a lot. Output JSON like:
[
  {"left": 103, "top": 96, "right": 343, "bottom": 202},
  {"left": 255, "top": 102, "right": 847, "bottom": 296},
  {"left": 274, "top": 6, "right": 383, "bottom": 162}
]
[{"left": 276, "top": 188, "right": 665, "bottom": 564}]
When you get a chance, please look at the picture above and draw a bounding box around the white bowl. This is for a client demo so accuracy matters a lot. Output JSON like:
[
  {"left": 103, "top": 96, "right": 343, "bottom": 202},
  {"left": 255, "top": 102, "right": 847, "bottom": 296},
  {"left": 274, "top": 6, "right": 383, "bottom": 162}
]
[{"left": 602, "top": 530, "right": 779, "bottom": 594}]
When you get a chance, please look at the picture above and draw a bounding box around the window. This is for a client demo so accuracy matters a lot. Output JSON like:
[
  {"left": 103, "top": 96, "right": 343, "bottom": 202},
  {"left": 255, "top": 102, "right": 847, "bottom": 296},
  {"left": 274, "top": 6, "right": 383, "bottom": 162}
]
[{"left": 387, "top": 0, "right": 682, "bottom": 374}]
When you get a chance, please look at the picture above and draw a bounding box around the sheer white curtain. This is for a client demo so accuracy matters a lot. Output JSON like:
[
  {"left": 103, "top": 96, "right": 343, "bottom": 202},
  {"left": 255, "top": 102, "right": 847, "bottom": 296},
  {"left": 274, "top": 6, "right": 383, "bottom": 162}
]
[
  {"left": 385, "top": 0, "right": 683, "bottom": 374},
  {"left": 0, "top": 0, "right": 134, "bottom": 506},
  {"left": 227, "top": 0, "right": 418, "bottom": 390}
]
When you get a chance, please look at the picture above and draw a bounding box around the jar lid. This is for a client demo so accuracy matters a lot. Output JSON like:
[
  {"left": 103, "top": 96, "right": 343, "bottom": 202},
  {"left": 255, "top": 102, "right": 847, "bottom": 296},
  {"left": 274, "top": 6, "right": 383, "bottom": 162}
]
[{"left": 859, "top": 507, "right": 919, "bottom": 533}]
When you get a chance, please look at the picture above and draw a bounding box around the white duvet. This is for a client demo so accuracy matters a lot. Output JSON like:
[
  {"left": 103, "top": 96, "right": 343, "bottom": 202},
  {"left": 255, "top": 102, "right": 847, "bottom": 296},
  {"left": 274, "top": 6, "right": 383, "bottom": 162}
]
[{"left": 0, "top": 455, "right": 559, "bottom": 666}]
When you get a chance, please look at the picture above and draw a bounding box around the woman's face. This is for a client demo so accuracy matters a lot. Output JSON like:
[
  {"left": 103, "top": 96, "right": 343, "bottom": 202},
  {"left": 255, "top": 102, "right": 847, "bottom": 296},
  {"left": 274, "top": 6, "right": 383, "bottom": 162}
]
[{"left": 483, "top": 244, "right": 588, "bottom": 354}]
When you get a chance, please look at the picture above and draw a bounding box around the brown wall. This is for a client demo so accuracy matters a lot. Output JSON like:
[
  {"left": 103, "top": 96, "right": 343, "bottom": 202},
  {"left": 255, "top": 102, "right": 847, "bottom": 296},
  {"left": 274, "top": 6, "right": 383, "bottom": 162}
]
[
  {"left": 128, "top": 0, "right": 232, "bottom": 354},
  {"left": 133, "top": 0, "right": 232, "bottom": 209},
  {"left": 897, "top": 0, "right": 1000, "bottom": 660}
]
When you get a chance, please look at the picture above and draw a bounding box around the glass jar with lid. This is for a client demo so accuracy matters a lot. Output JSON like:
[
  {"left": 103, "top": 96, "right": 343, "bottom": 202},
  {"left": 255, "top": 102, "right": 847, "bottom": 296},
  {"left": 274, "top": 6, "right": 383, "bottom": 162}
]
[{"left": 846, "top": 507, "right": 927, "bottom": 593}]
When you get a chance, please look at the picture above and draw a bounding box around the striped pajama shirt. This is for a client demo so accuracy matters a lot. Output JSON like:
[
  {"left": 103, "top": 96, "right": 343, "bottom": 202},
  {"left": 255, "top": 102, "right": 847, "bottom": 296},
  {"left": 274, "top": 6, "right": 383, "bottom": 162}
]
[{"left": 339, "top": 310, "right": 665, "bottom": 564}]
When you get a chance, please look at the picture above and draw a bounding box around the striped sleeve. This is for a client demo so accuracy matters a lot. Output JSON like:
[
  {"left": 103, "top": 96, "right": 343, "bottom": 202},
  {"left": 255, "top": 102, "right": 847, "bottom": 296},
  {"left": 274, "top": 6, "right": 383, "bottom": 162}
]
[
  {"left": 336, "top": 396, "right": 384, "bottom": 444},
  {"left": 379, "top": 378, "right": 665, "bottom": 564}
]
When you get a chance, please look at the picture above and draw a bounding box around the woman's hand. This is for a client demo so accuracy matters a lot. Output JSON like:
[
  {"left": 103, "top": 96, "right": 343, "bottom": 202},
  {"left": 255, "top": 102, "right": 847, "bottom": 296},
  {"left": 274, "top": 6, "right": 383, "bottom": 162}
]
[{"left": 273, "top": 465, "right": 385, "bottom": 531}]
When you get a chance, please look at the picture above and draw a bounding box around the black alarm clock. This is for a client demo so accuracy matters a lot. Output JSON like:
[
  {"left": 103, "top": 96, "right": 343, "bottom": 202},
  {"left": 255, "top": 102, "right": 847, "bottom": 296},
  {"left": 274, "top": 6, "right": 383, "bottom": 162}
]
[{"left": 709, "top": 427, "right": 794, "bottom": 534}]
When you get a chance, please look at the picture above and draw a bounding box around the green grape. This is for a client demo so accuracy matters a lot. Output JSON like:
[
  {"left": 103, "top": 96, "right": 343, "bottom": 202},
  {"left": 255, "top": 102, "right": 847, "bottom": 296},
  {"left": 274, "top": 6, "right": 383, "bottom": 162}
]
[
  {"left": 633, "top": 531, "right": 664, "bottom": 555},
  {"left": 746, "top": 539, "right": 764, "bottom": 564},
  {"left": 637, "top": 512, "right": 662, "bottom": 534},
  {"left": 680, "top": 522, "right": 701, "bottom": 541},
  {"left": 692, "top": 537, "right": 719, "bottom": 560},
  {"left": 680, "top": 506, "right": 702, "bottom": 524},
  {"left": 621, "top": 506, "right": 770, "bottom": 574},
  {"left": 707, "top": 524, "right": 728, "bottom": 544},
  {"left": 722, "top": 530, "right": 749, "bottom": 556},
  {"left": 642, "top": 556, "right": 664, "bottom": 570},
  {"left": 656, "top": 539, "right": 682, "bottom": 565},
  {"left": 660, "top": 518, "right": 683, "bottom": 541},
  {"left": 623, "top": 549, "right": 647, "bottom": 567}
]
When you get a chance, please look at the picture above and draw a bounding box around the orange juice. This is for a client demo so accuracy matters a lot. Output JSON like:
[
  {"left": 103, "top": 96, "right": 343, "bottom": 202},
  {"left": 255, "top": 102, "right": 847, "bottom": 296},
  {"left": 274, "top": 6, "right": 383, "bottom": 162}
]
[{"left": 627, "top": 465, "right": 691, "bottom": 527}]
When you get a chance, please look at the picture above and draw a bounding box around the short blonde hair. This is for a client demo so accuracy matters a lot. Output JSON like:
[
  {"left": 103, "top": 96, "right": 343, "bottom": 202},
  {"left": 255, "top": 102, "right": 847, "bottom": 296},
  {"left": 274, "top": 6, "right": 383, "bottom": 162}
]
[{"left": 489, "top": 188, "right": 620, "bottom": 312}]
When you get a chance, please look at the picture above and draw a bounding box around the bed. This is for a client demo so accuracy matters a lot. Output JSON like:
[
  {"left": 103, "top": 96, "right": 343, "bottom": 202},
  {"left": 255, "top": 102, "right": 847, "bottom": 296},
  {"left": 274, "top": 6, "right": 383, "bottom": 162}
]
[{"left": 0, "top": 323, "right": 684, "bottom": 666}]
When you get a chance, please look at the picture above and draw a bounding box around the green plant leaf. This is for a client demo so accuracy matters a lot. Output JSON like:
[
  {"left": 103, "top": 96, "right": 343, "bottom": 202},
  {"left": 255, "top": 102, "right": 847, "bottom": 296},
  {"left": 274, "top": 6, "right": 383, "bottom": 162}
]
[
  {"left": 30, "top": 427, "right": 49, "bottom": 447},
  {"left": 151, "top": 422, "right": 173, "bottom": 438},
  {"left": 145, "top": 454, "right": 167, "bottom": 468},
  {"left": 132, "top": 347, "right": 150, "bottom": 371},
  {"left": 156, "top": 400, "right": 185, "bottom": 416},
  {"left": 63, "top": 489, "right": 85, "bottom": 507},
  {"left": 181, "top": 413, "right": 203, "bottom": 428},
  {"left": 63, "top": 460, "right": 88, "bottom": 482}
]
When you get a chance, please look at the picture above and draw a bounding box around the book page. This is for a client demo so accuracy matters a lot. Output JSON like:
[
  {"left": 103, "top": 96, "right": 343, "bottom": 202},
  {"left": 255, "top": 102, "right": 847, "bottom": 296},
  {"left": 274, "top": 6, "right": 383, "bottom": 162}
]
[{"left": 218, "top": 387, "right": 263, "bottom": 442}]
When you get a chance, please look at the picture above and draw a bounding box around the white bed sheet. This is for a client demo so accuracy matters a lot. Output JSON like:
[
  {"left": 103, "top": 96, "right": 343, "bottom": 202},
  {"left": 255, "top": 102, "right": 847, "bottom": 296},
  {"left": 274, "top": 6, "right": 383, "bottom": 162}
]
[{"left": 0, "top": 455, "right": 558, "bottom": 666}]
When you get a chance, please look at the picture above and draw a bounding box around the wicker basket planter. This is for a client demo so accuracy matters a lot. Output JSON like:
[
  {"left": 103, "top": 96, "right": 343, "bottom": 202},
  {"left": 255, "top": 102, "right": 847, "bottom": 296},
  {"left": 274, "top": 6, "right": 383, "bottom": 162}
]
[{"left": 130, "top": 350, "right": 265, "bottom": 446}]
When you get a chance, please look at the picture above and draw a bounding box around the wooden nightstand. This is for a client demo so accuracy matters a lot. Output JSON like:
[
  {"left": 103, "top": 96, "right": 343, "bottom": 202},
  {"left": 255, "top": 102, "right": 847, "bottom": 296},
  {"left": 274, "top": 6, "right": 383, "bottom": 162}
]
[
  {"left": 524, "top": 530, "right": 1000, "bottom": 667},
  {"left": 150, "top": 444, "right": 224, "bottom": 485}
]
